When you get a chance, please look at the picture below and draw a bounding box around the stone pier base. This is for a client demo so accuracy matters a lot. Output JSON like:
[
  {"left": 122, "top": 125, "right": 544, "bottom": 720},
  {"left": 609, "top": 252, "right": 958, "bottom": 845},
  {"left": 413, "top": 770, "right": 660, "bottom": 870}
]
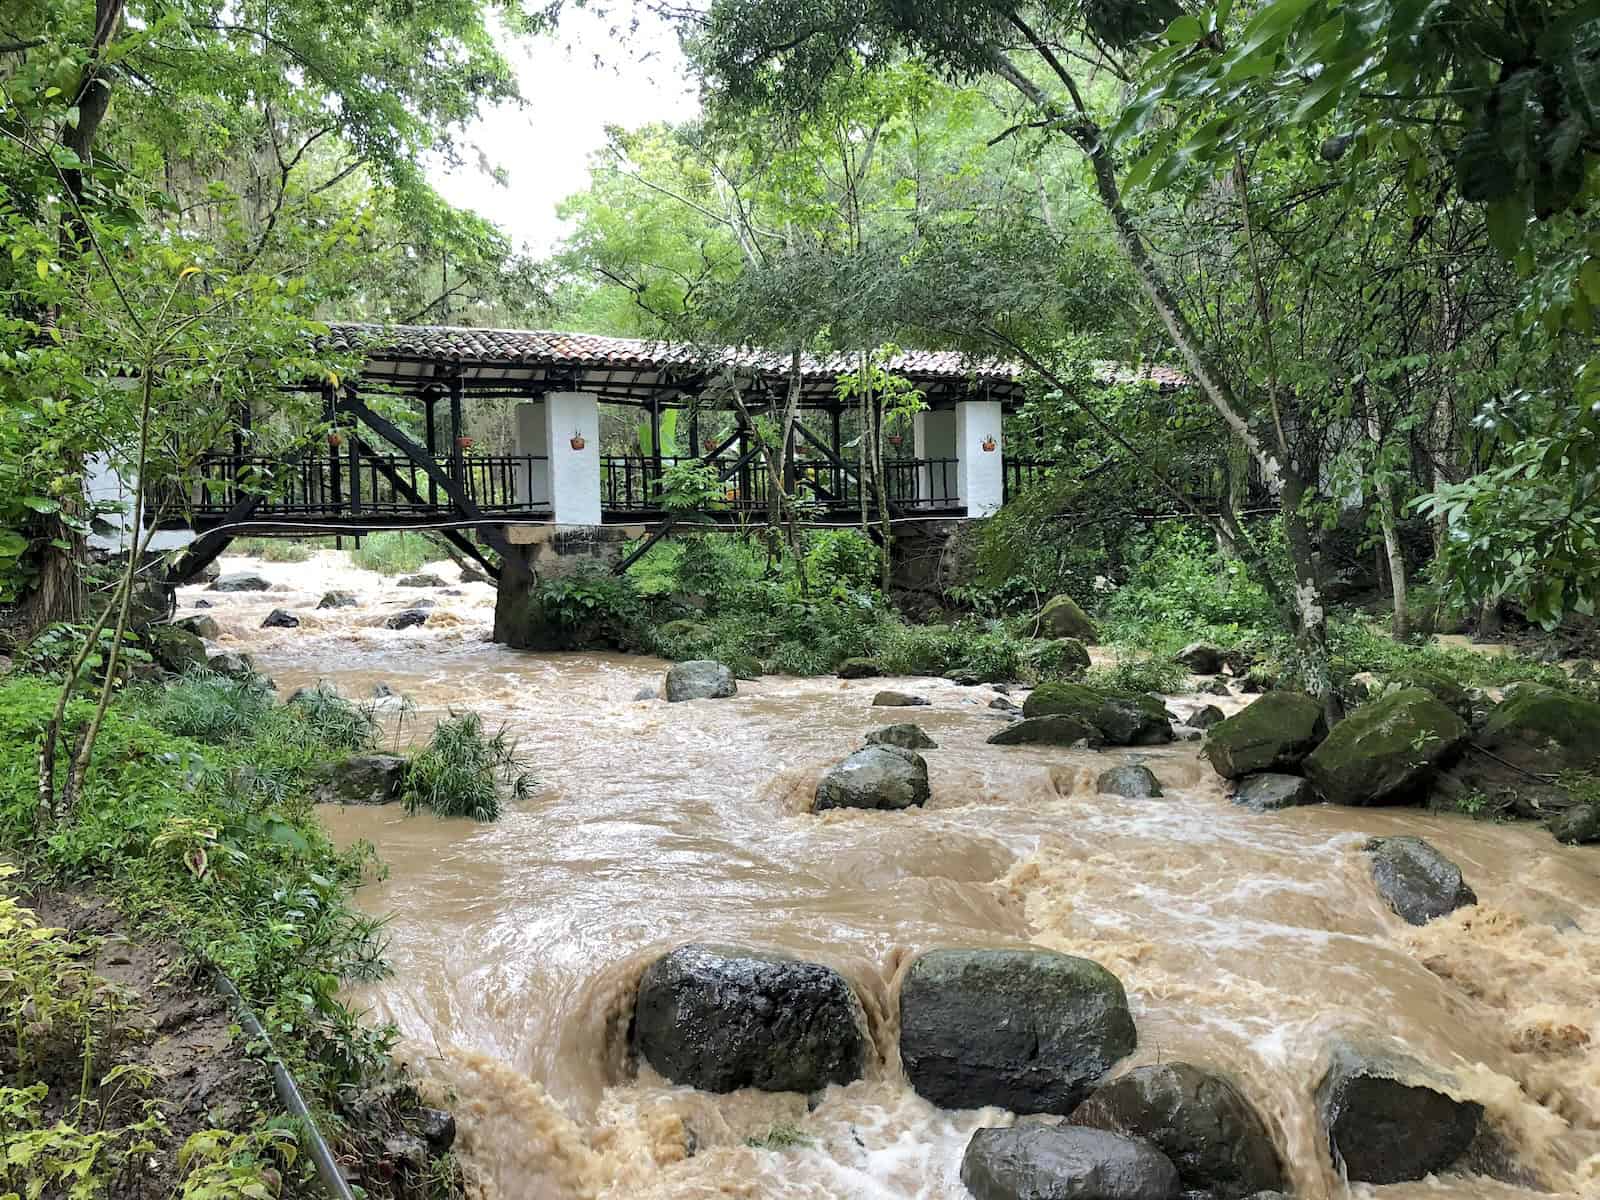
[{"left": 492, "top": 524, "right": 644, "bottom": 648}]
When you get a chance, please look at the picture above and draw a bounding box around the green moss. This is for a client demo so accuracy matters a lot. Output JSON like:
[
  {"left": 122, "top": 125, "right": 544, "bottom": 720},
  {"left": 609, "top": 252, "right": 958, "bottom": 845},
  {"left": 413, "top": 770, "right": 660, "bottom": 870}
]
[
  {"left": 1304, "top": 687, "right": 1468, "bottom": 805},
  {"left": 1201, "top": 691, "right": 1325, "bottom": 779},
  {"left": 1034, "top": 594, "right": 1098, "bottom": 642}
]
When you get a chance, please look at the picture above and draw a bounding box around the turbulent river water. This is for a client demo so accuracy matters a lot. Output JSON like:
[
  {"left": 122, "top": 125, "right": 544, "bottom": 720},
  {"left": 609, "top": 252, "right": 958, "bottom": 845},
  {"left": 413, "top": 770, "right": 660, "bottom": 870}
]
[{"left": 182, "top": 550, "right": 1600, "bottom": 1200}]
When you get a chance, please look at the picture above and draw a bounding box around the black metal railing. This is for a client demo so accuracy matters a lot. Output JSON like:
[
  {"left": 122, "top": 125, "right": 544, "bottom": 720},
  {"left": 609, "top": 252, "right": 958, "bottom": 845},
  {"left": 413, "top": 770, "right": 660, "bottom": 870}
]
[{"left": 1003, "top": 456, "right": 1057, "bottom": 501}]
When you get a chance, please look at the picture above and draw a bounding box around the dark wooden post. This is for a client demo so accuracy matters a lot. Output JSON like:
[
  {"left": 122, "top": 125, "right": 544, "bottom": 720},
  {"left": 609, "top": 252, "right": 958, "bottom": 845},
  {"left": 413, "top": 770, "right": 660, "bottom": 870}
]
[
  {"left": 424, "top": 388, "right": 439, "bottom": 506},
  {"left": 325, "top": 382, "right": 343, "bottom": 515},
  {"left": 830, "top": 407, "right": 844, "bottom": 503},
  {"left": 649, "top": 397, "right": 663, "bottom": 501},
  {"left": 448, "top": 374, "right": 464, "bottom": 491},
  {"left": 346, "top": 385, "right": 361, "bottom": 515}
]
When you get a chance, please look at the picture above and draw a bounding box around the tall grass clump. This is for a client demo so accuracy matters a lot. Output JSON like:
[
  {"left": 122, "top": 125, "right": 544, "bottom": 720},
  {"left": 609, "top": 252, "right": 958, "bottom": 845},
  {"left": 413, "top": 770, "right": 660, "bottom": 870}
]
[
  {"left": 403, "top": 711, "right": 534, "bottom": 821},
  {"left": 149, "top": 669, "right": 277, "bottom": 742},
  {"left": 350, "top": 531, "right": 437, "bottom": 575}
]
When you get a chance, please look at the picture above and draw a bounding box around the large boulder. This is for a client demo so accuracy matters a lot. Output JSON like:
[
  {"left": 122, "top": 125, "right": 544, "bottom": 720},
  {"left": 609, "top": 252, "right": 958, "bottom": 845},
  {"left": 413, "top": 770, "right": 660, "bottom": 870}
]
[
  {"left": 1551, "top": 803, "right": 1600, "bottom": 845},
  {"left": 313, "top": 755, "right": 408, "bottom": 805},
  {"left": 175, "top": 614, "right": 221, "bottom": 640},
  {"left": 1387, "top": 668, "right": 1473, "bottom": 720},
  {"left": 631, "top": 944, "right": 867, "bottom": 1094},
  {"left": 664, "top": 660, "right": 737, "bottom": 702},
  {"left": 1096, "top": 766, "right": 1162, "bottom": 799},
  {"left": 1364, "top": 837, "right": 1476, "bottom": 925},
  {"left": 1035, "top": 595, "right": 1099, "bottom": 643},
  {"left": 872, "top": 690, "right": 929, "bottom": 707},
  {"left": 961, "top": 1125, "right": 1179, "bottom": 1200},
  {"left": 1188, "top": 704, "right": 1226, "bottom": 730},
  {"left": 209, "top": 572, "right": 271, "bottom": 592},
  {"left": 865, "top": 723, "right": 938, "bottom": 750},
  {"left": 987, "top": 715, "right": 1100, "bottom": 747},
  {"left": 1479, "top": 683, "right": 1600, "bottom": 775},
  {"left": 1201, "top": 692, "right": 1325, "bottom": 780},
  {"left": 396, "top": 573, "right": 446, "bottom": 588},
  {"left": 815, "top": 746, "right": 930, "bottom": 811},
  {"left": 1174, "top": 642, "right": 1224, "bottom": 674},
  {"left": 146, "top": 626, "right": 207, "bottom": 675},
  {"left": 1022, "top": 683, "right": 1171, "bottom": 746},
  {"left": 837, "top": 658, "right": 883, "bottom": 679},
  {"left": 261, "top": 608, "right": 300, "bottom": 629},
  {"left": 1231, "top": 773, "right": 1317, "bottom": 811},
  {"left": 899, "top": 948, "right": 1136, "bottom": 1115},
  {"left": 1069, "top": 1063, "right": 1284, "bottom": 1199},
  {"left": 1303, "top": 688, "right": 1468, "bottom": 805},
  {"left": 1314, "top": 1038, "right": 1482, "bottom": 1183},
  {"left": 206, "top": 651, "right": 255, "bottom": 681},
  {"left": 385, "top": 608, "right": 430, "bottom": 630},
  {"left": 317, "top": 590, "right": 358, "bottom": 610}
]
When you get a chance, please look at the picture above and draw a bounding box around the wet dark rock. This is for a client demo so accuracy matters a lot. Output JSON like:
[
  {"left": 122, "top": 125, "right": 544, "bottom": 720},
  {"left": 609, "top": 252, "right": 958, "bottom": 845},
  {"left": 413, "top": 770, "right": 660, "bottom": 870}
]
[
  {"left": 1174, "top": 643, "right": 1224, "bottom": 674},
  {"left": 987, "top": 715, "right": 1099, "bottom": 747},
  {"left": 1035, "top": 595, "right": 1099, "bottom": 643},
  {"left": 192, "top": 598, "right": 212, "bottom": 609},
  {"left": 633, "top": 686, "right": 659, "bottom": 702},
  {"left": 993, "top": 683, "right": 1013, "bottom": 696},
  {"left": 382, "top": 1133, "right": 428, "bottom": 1177},
  {"left": 459, "top": 567, "right": 490, "bottom": 584},
  {"left": 1303, "top": 688, "right": 1468, "bottom": 805},
  {"left": 866, "top": 723, "right": 939, "bottom": 750},
  {"left": 261, "top": 609, "right": 299, "bottom": 629},
  {"left": 947, "top": 670, "right": 987, "bottom": 687},
  {"left": 372, "top": 683, "right": 396, "bottom": 698},
  {"left": 1314, "top": 1037, "right": 1482, "bottom": 1183},
  {"left": 961, "top": 1124, "right": 1179, "bottom": 1200},
  {"left": 872, "top": 690, "right": 929, "bottom": 707},
  {"left": 1201, "top": 691, "right": 1325, "bottom": 779},
  {"left": 415, "top": 1107, "right": 456, "bottom": 1153},
  {"left": 396, "top": 573, "right": 446, "bottom": 588},
  {"left": 1232, "top": 773, "right": 1317, "bottom": 811},
  {"left": 1096, "top": 765, "right": 1162, "bottom": 799},
  {"left": 206, "top": 651, "right": 255, "bottom": 681},
  {"left": 176, "top": 614, "right": 221, "bottom": 640},
  {"left": 989, "top": 696, "right": 1020, "bottom": 713},
  {"left": 665, "top": 660, "right": 737, "bottom": 702},
  {"left": 1364, "top": 836, "right": 1476, "bottom": 925},
  {"left": 815, "top": 745, "right": 930, "bottom": 811},
  {"left": 313, "top": 754, "right": 408, "bottom": 805},
  {"left": 318, "top": 590, "right": 358, "bottom": 610},
  {"left": 1199, "top": 678, "right": 1230, "bottom": 697},
  {"left": 632, "top": 944, "right": 867, "bottom": 1094},
  {"left": 899, "top": 948, "right": 1135, "bottom": 1115},
  {"left": 1034, "top": 637, "right": 1092, "bottom": 674},
  {"left": 384, "top": 608, "right": 430, "bottom": 630},
  {"left": 1480, "top": 683, "right": 1600, "bottom": 775},
  {"left": 146, "top": 626, "right": 207, "bottom": 675},
  {"left": 1551, "top": 803, "right": 1600, "bottom": 845},
  {"left": 1070, "top": 1063, "right": 1284, "bottom": 1199},
  {"left": 1188, "top": 704, "right": 1226, "bottom": 731},
  {"left": 209, "top": 572, "right": 271, "bottom": 592},
  {"left": 838, "top": 658, "right": 883, "bottom": 679},
  {"left": 1022, "top": 683, "right": 1172, "bottom": 746}
]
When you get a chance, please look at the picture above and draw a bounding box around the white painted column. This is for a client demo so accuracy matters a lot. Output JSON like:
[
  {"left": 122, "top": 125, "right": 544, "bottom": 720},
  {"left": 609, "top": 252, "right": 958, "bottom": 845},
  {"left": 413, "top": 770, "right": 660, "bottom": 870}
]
[
  {"left": 514, "top": 400, "right": 551, "bottom": 507},
  {"left": 914, "top": 409, "right": 957, "bottom": 504},
  {"left": 85, "top": 453, "right": 195, "bottom": 553},
  {"left": 955, "top": 400, "right": 1005, "bottom": 517},
  {"left": 543, "top": 391, "right": 601, "bottom": 525}
]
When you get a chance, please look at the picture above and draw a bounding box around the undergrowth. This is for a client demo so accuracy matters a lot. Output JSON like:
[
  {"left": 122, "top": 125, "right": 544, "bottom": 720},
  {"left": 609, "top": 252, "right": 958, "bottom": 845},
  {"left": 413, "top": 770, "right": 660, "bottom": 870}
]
[
  {"left": 403, "top": 711, "right": 534, "bottom": 821},
  {"left": 350, "top": 532, "right": 438, "bottom": 575}
]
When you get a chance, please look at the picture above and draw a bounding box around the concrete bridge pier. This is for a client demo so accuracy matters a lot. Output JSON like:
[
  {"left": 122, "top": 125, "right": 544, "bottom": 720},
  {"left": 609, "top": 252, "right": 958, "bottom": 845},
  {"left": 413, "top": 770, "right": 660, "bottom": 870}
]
[{"left": 514, "top": 392, "right": 600, "bottom": 523}]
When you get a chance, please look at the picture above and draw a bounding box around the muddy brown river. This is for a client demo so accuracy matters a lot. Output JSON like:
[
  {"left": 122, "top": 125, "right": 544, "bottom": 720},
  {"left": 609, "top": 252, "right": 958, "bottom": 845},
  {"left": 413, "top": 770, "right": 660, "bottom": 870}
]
[{"left": 183, "top": 551, "right": 1600, "bottom": 1199}]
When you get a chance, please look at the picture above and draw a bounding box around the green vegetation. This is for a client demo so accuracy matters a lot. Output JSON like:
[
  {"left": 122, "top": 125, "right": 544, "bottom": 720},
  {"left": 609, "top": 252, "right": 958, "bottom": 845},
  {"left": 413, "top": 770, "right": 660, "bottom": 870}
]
[
  {"left": 230, "top": 538, "right": 320, "bottom": 564},
  {"left": 746, "top": 1122, "right": 815, "bottom": 1151},
  {"left": 350, "top": 533, "right": 440, "bottom": 576},
  {"left": 403, "top": 712, "right": 535, "bottom": 821}
]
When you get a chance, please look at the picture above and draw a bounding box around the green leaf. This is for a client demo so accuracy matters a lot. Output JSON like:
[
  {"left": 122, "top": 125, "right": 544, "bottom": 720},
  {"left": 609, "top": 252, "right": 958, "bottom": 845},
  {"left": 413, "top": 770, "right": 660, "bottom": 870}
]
[
  {"left": 1485, "top": 195, "right": 1528, "bottom": 258},
  {"left": 1166, "top": 14, "right": 1203, "bottom": 44},
  {"left": 35, "top": 258, "right": 48, "bottom": 281},
  {"left": 21, "top": 496, "right": 58, "bottom": 514}
]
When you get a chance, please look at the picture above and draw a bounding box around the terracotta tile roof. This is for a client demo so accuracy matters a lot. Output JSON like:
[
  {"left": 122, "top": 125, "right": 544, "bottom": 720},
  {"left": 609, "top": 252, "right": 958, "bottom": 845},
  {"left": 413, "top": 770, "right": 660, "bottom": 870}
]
[{"left": 327, "top": 323, "right": 1187, "bottom": 391}]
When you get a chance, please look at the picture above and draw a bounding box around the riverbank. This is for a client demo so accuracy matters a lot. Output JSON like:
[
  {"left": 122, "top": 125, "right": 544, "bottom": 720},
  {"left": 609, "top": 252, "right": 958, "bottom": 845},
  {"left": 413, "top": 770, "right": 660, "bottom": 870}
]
[{"left": 163, "top": 553, "right": 1600, "bottom": 1200}]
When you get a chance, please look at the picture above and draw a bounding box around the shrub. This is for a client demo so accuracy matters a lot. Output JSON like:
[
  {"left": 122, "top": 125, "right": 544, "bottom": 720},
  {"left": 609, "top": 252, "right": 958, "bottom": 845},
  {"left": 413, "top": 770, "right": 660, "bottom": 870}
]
[
  {"left": 1086, "top": 654, "right": 1191, "bottom": 696},
  {"left": 804, "top": 529, "right": 882, "bottom": 596},
  {"left": 403, "top": 712, "right": 534, "bottom": 821},
  {"left": 1103, "top": 523, "right": 1281, "bottom": 638},
  {"left": 150, "top": 670, "right": 277, "bottom": 743},
  {"left": 532, "top": 572, "right": 646, "bottom": 649},
  {"left": 350, "top": 532, "right": 437, "bottom": 575}
]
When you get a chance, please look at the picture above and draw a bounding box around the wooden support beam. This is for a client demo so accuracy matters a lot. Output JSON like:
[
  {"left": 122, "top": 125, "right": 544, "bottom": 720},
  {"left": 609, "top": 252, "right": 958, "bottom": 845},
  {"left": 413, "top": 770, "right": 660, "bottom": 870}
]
[{"left": 351, "top": 437, "right": 500, "bottom": 580}]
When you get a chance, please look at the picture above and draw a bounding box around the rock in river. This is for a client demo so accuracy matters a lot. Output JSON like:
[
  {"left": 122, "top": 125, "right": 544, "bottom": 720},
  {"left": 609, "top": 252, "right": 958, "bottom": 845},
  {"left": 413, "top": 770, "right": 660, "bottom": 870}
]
[
  {"left": 1096, "top": 765, "right": 1162, "bottom": 799},
  {"left": 176, "top": 613, "right": 221, "bottom": 640},
  {"left": 206, "top": 650, "right": 255, "bottom": 681},
  {"left": 1303, "top": 688, "right": 1467, "bottom": 805},
  {"left": 1187, "top": 704, "right": 1226, "bottom": 730},
  {"left": 1201, "top": 691, "right": 1325, "bottom": 779},
  {"left": 1231, "top": 773, "right": 1317, "bottom": 811},
  {"left": 865, "top": 723, "right": 938, "bottom": 750},
  {"left": 318, "top": 590, "right": 358, "bottom": 610},
  {"left": 872, "top": 690, "right": 929, "bottom": 707},
  {"left": 632, "top": 944, "right": 867, "bottom": 1094},
  {"left": 837, "top": 657, "right": 883, "bottom": 679},
  {"left": 1034, "top": 594, "right": 1099, "bottom": 643},
  {"left": 209, "top": 572, "right": 271, "bottom": 592},
  {"left": 987, "top": 715, "right": 1099, "bottom": 747},
  {"left": 1070, "top": 1063, "right": 1284, "bottom": 1199},
  {"left": 1315, "top": 1037, "right": 1482, "bottom": 1183},
  {"left": 961, "top": 1124, "right": 1179, "bottom": 1200},
  {"left": 313, "top": 754, "right": 408, "bottom": 805},
  {"left": 146, "top": 626, "right": 207, "bottom": 675},
  {"left": 815, "top": 745, "right": 930, "bottom": 811},
  {"left": 385, "top": 608, "right": 430, "bottom": 630},
  {"left": 261, "top": 608, "right": 299, "bottom": 629},
  {"left": 1551, "top": 803, "right": 1600, "bottom": 845},
  {"left": 664, "top": 660, "right": 737, "bottom": 702},
  {"left": 899, "top": 948, "right": 1135, "bottom": 1115},
  {"left": 396, "top": 573, "right": 446, "bottom": 588},
  {"left": 1364, "top": 836, "right": 1476, "bottom": 925},
  {"left": 1173, "top": 642, "right": 1224, "bottom": 674},
  {"left": 1021, "top": 683, "right": 1171, "bottom": 746}
]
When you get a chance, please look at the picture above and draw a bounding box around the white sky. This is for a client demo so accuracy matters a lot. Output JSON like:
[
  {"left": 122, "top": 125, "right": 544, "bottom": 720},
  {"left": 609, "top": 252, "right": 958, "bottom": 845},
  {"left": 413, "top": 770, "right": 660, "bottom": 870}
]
[{"left": 426, "top": 8, "right": 700, "bottom": 255}]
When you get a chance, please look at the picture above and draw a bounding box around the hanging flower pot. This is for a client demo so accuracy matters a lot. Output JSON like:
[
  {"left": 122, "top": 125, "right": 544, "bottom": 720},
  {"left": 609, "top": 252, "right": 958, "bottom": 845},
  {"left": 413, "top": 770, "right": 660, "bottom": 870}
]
[
  {"left": 887, "top": 434, "right": 904, "bottom": 448},
  {"left": 704, "top": 437, "right": 719, "bottom": 453},
  {"left": 569, "top": 432, "right": 587, "bottom": 451},
  {"left": 456, "top": 435, "right": 474, "bottom": 452},
  {"left": 327, "top": 431, "right": 343, "bottom": 450},
  {"left": 982, "top": 435, "right": 997, "bottom": 453}
]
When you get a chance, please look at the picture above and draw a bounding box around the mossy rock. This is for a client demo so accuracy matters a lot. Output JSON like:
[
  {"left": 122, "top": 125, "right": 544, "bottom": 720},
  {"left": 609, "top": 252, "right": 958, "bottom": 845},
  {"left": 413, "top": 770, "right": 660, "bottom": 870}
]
[
  {"left": 1480, "top": 683, "right": 1600, "bottom": 774},
  {"left": 1201, "top": 691, "right": 1325, "bottom": 780},
  {"left": 1551, "top": 804, "right": 1600, "bottom": 845},
  {"left": 837, "top": 657, "right": 883, "bottom": 680},
  {"left": 1388, "top": 668, "right": 1473, "bottom": 719},
  {"left": 1021, "top": 683, "right": 1170, "bottom": 746},
  {"left": 1027, "top": 637, "right": 1091, "bottom": 676},
  {"left": 146, "top": 626, "right": 207, "bottom": 675},
  {"left": 1304, "top": 688, "right": 1468, "bottom": 806},
  {"left": 987, "top": 715, "right": 1101, "bottom": 747},
  {"left": 1034, "top": 595, "right": 1098, "bottom": 644}
]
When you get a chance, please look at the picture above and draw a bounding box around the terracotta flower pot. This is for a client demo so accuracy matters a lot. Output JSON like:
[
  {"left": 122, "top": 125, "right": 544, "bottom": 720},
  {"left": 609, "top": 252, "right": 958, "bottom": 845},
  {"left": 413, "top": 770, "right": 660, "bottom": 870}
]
[
  {"left": 982, "top": 436, "right": 997, "bottom": 452},
  {"left": 570, "top": 435, "right": 587, "bottom": 451},
  {"left": 887, "top": 434, "right": 904, "bottom": 447},
  {"left": 327, "top": 432, "right": 343, "bottom": 450},
  {"left": 456, "top": 436, "right": 474, "bottom": 451}
]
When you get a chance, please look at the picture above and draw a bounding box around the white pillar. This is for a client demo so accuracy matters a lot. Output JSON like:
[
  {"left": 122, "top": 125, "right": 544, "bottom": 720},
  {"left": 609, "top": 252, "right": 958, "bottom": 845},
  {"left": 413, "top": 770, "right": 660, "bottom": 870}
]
[
  {"left": 85, "top": 453, "right": 195, "bottom": 554},
  {"left": 543, "top": 391, "right": 601, "bottom": 525},
  {"left": 514, "top": 400, "right": 551, "bottom": 507},
  {"left": 914, "top": 409, "right": 957, "bottom": 504},
  {"left": 955, "top": 400, "right": 1004, "bottom": 517}
]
